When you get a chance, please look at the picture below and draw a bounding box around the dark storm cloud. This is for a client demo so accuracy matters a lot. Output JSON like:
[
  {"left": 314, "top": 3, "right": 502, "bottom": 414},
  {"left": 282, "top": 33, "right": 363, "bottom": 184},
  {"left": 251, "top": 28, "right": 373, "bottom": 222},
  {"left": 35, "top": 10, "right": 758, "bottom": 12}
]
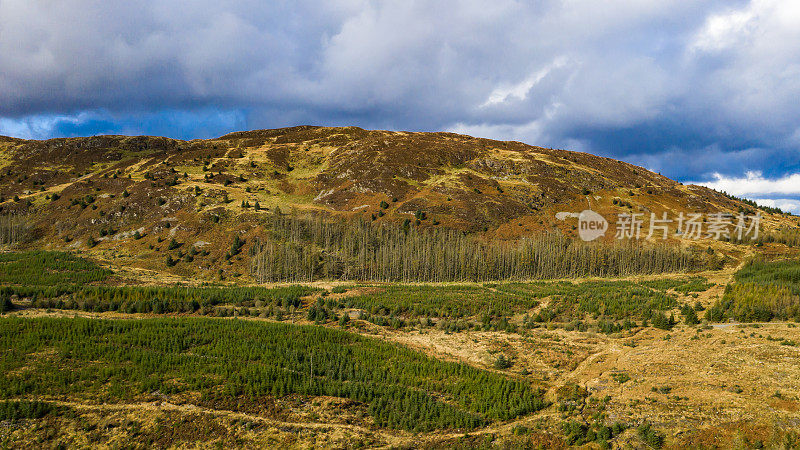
[{"left": 1, "top": 0, "right": 799, "bottom": 198}]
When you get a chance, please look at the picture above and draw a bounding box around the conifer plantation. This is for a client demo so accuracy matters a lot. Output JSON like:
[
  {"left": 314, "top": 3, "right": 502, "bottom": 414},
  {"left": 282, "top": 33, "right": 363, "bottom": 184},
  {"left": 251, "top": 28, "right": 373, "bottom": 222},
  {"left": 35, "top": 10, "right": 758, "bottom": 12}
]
[
  {"left": 0, "top": 317, "right": 545, "bottom": 432},
  {"left": 707, "top": 258, "right": 800, "bottom": 322}
]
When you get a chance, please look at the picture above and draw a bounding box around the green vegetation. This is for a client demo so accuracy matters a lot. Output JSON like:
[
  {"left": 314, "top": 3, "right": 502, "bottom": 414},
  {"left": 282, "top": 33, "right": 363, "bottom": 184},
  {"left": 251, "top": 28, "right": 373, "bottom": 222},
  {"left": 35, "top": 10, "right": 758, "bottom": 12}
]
[
  {"left": 637, "top": 422, "right": 666, "bottom": 448},
  {"left": 639, "top": 276, "right": 713, "bottom": 294},
  {"left": 0, "top": 295, "right": 12, "bottom": 312},
  {"left": 317, "top": 277, "right": 706, "bottom": 332},
  {"left": 345, "top": 285, "right": 538, "bottom": 318},
  {"left": 718, "top": 190, "right": 786, "bottom": 216},
  {"left": 563, "top": 420, "right": 626, "bottom": 447},
  {"left": 345, "top": 279, "right": 689, "bottom": 323},
  {"left": 0, "top": 400, "right": 65, "bottom": 421},
  {"left": 707, "top": 259, "right": 800, "bottom": 322},
  {"left": 733, "top": 259, "right": 800, "bottom": 291},
  {"left": 226, "top": 235, "right": 244, "bottom": 259},
  {"left": 493, "top": 354, "right": 512, "bottom": 369},
  {"left": 309, "top": 277, "right": 709, "bottom": 333},
  {"left": 0, "top": 251, "right": 318, "bottom": 314},
  {"left": 0, "top": 317, "right": 545, "bottom": 431},
  {"left": 0, "top": 251, "right": 111, "bottom": 285},
  {"left": 10, "top": 284, "right": 317, "bottom": 315},
  {"left": 611, "top": 373, "right": 631, "bottom": 384},
  {"left": 250, "top": 212, "right": 702, "bottom": 282},
  {"left": 555, "top": 387, "right": 627, "bottom": 447},
  {"left": 0, "top": 251, "right": 705, "bottom": 333},
  {"left": 508, "top": 280, "right": 679, "bottom": 326},
  {"left": 681, "top": 304, "right": 700, "bottom": 324}
]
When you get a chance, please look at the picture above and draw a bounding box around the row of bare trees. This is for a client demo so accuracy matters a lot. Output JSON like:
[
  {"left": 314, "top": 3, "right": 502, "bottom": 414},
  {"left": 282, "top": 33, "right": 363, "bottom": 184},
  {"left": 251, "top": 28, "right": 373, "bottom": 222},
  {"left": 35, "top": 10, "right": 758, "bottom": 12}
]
[
  {"left": 250, "top": 212, "right": 701, "bottom": 282},
  {"left": 0, "top": 214, "right": 29, "bottom": 246}
]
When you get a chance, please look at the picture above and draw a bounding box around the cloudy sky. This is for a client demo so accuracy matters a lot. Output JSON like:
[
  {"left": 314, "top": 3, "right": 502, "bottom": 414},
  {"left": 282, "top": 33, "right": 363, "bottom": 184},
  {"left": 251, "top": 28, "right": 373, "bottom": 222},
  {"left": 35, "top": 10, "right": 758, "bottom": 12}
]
[{"left": 1, "top": 1, "right": 799, "bottom": 212}]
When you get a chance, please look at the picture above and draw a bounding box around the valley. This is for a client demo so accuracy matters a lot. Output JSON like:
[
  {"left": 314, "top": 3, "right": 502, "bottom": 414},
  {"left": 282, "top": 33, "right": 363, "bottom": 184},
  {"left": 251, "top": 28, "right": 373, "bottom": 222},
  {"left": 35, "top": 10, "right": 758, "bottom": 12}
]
[{"left": 1, "top": 127, "right": 800, "bottom": 448}]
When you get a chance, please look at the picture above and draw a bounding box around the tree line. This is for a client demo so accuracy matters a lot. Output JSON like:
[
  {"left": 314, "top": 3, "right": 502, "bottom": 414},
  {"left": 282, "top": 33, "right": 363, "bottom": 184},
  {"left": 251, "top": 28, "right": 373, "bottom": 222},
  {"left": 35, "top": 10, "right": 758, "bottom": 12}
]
[
  {"left": 250, "top": 212, "right": 704, "bottom": 282},
  {"left": 2, "top": 284, "right": 316, "bottom": 315}
]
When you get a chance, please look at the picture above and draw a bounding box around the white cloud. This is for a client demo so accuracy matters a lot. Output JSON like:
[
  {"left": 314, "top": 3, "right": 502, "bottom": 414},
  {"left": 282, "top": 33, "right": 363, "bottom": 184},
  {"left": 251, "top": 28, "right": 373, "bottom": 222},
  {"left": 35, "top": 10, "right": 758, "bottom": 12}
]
[
  {"left": 692, "top": 170, "right": 800, "bottom": 215},
  {"left": 691, "top": 5, "right": 757, "bottom": 52},
  {"left": 448, "top": 120, "right": 545, "bottom": 144},
  {"left": 481, "top": 57, "right": 569, "bottom": 107},
  {"left": 753, "top": 198, "right": 800, "bottom": 215},
  {"left": 694, "top": 171, "right": 800, "bottom": 196}
]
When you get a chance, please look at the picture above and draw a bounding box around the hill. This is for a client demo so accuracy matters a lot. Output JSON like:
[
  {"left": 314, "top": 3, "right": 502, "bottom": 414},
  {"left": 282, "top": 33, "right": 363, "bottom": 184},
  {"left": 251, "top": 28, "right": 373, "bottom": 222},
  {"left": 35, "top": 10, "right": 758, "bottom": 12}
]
[
  {"left": 0, "top": 126, "right": 796, "bottom": 281},
  {"left": 3, "top": 127, "right": 800, "bottom": 448}
]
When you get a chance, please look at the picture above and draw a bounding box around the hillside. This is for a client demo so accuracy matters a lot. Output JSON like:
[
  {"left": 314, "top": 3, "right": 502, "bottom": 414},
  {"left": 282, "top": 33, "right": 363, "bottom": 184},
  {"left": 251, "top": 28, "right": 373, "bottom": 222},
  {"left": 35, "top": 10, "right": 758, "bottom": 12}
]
[
  {"left": 0, "top": 126, "right": 796, "bottom": 281},
  {"left": 3, "top": 128, "right": 800, "bottom": 447}
]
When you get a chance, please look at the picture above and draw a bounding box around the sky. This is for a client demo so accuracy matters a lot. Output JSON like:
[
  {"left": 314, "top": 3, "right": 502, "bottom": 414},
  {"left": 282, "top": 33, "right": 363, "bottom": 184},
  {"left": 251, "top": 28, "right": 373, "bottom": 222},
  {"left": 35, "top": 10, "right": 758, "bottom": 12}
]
[{"left": 1, "top": 0, "right": 799, "bottom": 213}]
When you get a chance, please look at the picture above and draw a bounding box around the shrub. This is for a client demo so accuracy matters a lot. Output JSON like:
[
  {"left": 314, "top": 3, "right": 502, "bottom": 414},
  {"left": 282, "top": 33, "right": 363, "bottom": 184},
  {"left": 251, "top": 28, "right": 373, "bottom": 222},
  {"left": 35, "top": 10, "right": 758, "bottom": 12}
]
[
  {"left": 611, "top": 372, "right": 630, "bottom": 383},
  {"left": 494, "top": 354, "right": 512, "bottom": 369},
  {"left": 0, "top": 296, "right": 13, "bottom": 312},
  {"left": 637, "top": 423, "right": 665, "bottom": 448},
  {"left": 682, "top": 305, "right": 699, "bottom": 325}
]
